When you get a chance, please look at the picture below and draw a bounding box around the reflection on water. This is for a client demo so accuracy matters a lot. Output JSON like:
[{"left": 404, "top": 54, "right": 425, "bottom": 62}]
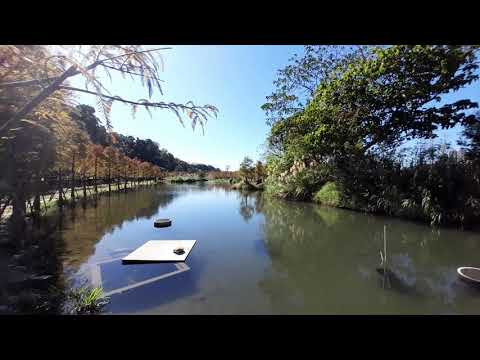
[
  {"left": 52, "top": 183, "right": 480, "bottom": 314},
  {"left": 260, "top": 199, "right": 480, "bottom": 314},
  {"left": 60, "top": 187, "right": 181, "bottom": 270},
  {"left": 238, "top": 191, "right": 257, "bottom": 222}
]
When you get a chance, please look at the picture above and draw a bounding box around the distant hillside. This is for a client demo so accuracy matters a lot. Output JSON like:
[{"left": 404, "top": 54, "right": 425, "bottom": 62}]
[
  {"left": 112, "top": 133, "right": 219, "bottom": 172},
  {"left": 71, "top": 104, "right": 220, "bottom": 172}
]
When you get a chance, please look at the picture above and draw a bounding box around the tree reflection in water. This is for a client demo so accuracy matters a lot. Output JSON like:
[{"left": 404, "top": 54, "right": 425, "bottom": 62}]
[
  {"left": 60, "top": 187, "right": 181, "bottom": 269},
  {"left": 238, "top": 191, "right": 256, "bottom": 222},
  {"left": 256, "top": 197, "right": 480, "bottom": 314}
]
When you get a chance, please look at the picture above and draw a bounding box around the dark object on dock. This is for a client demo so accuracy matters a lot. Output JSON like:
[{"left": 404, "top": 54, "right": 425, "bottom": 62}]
[
  {"left": 154, "top": 219, "right": 172, "bottom": 228},
  {"left": 457, "top": 267, "right": 480, "bottom": 286},
  {"left": 173, "top": 248, "right": 185, "bottom": 255}
]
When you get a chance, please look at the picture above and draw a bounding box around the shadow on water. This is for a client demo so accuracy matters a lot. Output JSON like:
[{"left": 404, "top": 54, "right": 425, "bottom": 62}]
[
  {"left": 0, "top": 214, "right": 67, "bottom": 313},
  {"left": 101, "top": 254, "right": 206, "bottom": 313}
]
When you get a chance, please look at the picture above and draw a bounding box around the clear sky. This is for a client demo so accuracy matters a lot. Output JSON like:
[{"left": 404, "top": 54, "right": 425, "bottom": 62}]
[
  {"left": 71, "top": 45, "right": 304, "bottom": 170},
  {"left": 70, "top": 45, "right": 480, "bottom": 170}
]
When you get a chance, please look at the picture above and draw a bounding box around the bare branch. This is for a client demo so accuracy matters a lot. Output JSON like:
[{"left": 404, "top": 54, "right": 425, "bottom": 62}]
[
  {"left": 92, "top": 47, "right": 171, "bottom": 67},
  {"left": 101, "top": 64, "right": 165, "bottom": 83},
  {"left": 58, "top": 85, "right": 218, "bottom": 128}
]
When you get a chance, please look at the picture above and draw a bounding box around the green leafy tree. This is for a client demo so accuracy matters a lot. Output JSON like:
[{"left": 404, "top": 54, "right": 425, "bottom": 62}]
[
  {"left": 254, "top": 161, "right": 265, "bottom": 184},
  {"left": 261, "top": 45, "right": 373, "bottom": 127},
  {"left": 239, "top": 157, "right": 255, "bottom": 183},
  {"left": 264, "top": 45, "right": 480, "bottom": 227},
  {"left": 198, "top": 171, "right": 207, "bottom": 180},
  {"left": 298, "top": 45, "right": 479, "bottom": 158},
  {"left": 71, "top": 105, "right": 108, "bottom": 146},
  {"left": 267, "top": 45, "right": 479, "bottom": 177},
  {"left": 459, "top": 111, "right": 480, "bottom": 161}
]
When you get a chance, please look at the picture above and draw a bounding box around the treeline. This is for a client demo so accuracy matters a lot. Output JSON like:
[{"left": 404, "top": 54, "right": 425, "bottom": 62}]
[
  {"left": 263, "top": 45, "right": 480, "bottom": 228},
  {"left": 1, "top": 100, "right": 164, "bottom": 239},
  {"left": 72, "top": 104, "right": 219, "bottom": 172},
  {"left": 0, "top": 45, "right": 218, "bottom": 245}
]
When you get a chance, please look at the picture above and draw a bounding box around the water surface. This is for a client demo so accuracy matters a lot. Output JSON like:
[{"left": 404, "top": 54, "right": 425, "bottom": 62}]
[{"left": 56, "top": 183, "right": 480, "bottom": 314}]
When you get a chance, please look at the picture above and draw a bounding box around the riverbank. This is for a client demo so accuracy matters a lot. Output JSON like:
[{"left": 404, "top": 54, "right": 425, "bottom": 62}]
[{"left": 264, "top": 179, "right": 480, "bottom": 231}]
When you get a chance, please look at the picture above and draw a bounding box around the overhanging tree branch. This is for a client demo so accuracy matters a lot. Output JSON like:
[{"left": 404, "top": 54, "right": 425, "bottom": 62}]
[
  {"left": 58, "top": 85, "right": 214, "bottom": 114},
  {"left": 1, "top": 46, "right": 216, "bottom": 138},
  {"left": 57, "top": 85, "right": 217, "bottom": 133},
  {"left": 101, "top": 64, "right": 166, "bottom": 83},
  {"left": 0, "top": 47, "right": 171, "bottom": 90}
]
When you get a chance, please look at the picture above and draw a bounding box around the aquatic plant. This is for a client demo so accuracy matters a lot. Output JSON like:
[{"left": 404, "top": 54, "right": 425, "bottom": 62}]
[{"left": 64, "top": 285, "right": 109, "bottom": 315}]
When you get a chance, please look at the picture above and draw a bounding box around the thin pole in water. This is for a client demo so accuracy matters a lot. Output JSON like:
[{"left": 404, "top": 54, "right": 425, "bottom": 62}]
[
  {"left": 383, "top": 224, "right": 391, "bottom": 289},
  {"left": 384, "top": 224, "right": 387, "bottom": 267}
]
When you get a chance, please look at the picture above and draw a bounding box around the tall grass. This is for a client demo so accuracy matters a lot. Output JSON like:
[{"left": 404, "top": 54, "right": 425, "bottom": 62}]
[{"left": 63, "top": 285, "right": 109, "bottom": 315}]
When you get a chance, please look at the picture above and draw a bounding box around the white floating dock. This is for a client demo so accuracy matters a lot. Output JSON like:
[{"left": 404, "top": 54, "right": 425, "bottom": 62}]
[{"left": 122, "top": 240, "right": 196, "bottom": 263}]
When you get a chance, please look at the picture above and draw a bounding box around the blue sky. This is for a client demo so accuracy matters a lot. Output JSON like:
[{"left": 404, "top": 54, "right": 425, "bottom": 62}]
[{"left": 70, "top": 45, "right": 480, "bottom": 170}]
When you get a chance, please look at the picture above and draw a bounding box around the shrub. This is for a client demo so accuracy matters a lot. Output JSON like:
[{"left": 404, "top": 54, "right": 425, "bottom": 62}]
[{"left": 314, "top": 182, "right": 342, "bottom": 207}]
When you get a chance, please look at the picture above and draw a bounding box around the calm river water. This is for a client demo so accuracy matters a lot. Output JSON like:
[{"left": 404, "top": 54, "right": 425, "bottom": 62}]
[{"left": 55, "top": 183, "right": 480, "bottom": 314}]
